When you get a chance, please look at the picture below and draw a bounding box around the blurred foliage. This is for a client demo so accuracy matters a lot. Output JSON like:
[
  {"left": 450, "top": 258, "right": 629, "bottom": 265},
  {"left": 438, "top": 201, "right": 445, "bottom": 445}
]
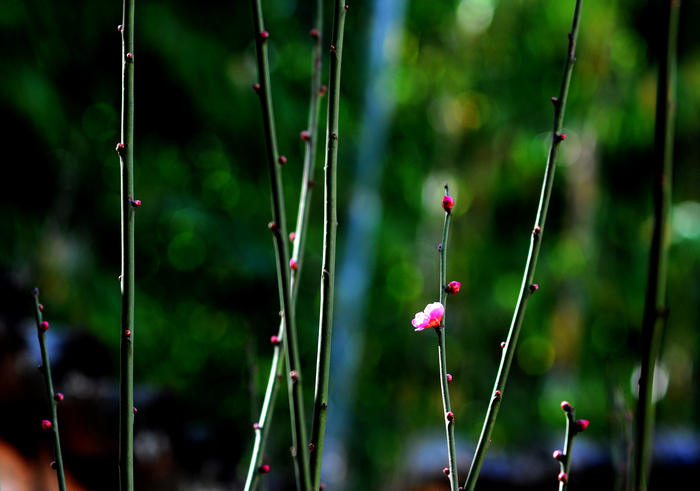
[{"left": 1, "top": 0, "right": 699, "bottom": 489}]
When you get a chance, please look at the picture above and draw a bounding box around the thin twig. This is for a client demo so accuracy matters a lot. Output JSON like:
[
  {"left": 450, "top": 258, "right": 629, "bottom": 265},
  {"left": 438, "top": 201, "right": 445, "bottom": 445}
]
[
  {"left": 31, "top": 289, "right": 67, "bottom": 491},
  {"left": 554, "top": 401, "right": 589, "bottom": 491},
  {"left": 463, "top": 2, "right": 584, "bottom": 489},
  {"left": 308, "top": 2, "right": 348, "bottom": 488},
  {"left": 437, "top": 184, "right": 459, "bottom": 491},
  {"left": 632, "top": 1, "right": 681, "bottom": 489},
  {"left": 249, "top": 1, "right": 311, "bottom": 489},
  {"left": 117, "top": 1, "right": 136, "bottom": 490}
]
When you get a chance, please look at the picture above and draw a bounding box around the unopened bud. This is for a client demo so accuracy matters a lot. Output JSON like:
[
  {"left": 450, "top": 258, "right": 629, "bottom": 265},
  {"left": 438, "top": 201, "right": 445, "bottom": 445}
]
[
  {"left": 319, "top": 85, "right": 327, "bottom": 96},
  {"left": 561, "top": 401, "right": 573, "bottom": 413},
  {"left": 289, "top": 232, "right": 296, "bottom": 242},
  {"left": 558, "top": 472, "right": 568, "bottom": 483},
  {"left": 575, "top": 419, "right": 590, "bottom": 432},
  {"left": 278, "top": 155, "right": 287, "bottom": 165},
  {"left": 446, "top": 281, "right": 461, "bottom": 295},
  {"left": 51, "top": 461, "right": 57, "bottom": 470},
  {"left": 290, "top": 370, "right": 299, "bottom": 382},
  {"left": 300, "top": 130, "right": 311, "bottom": 142},
  {"left": 443, "top": 468, "right": 450, "bottom": 476},
  {"left": 54, "top": 393, "right": 64, "bottom": 403},
  {"left": 446, "top": 412, "right": 454, "bottom": 422},
  {"left": 42, "top": 420, "right": 52, "bottom": 431},
  {"left": 446, "top": 374, "right": 452, "bottom": 383},
  {"left": 500, "top": 342, "right": 506, "bottom": 348},
  {"left": 442, "top": 195, "right": 454, "bottom": 213},
  {"left": 310, "top": 29, "right": 320, "bottom": 40},
  {"left": 259, "top": 31, "right": 269, "bottom": 41},
  {"left": 290, "top": 259, "right": 298, "bottom": 271},
  {"left": 258, "top": 464, "right": 270, "bottom": 474},
  {"left": 530, "top": 284, "right": 539, "bottom": 293},
  {"left": 271, "top": 335, "right": 280, "bottom": 345},
  {"left": 39, "top": 304, "right": 44, "bottom": 312},
  {"left": 40, "top": 321, "right": 49, "bottom": 332},
  {"left": 553, "top": 450, "right": 564, "bottom": 462}
]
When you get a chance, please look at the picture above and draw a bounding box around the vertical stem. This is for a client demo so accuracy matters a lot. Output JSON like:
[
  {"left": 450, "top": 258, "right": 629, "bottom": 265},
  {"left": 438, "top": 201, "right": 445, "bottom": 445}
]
[
  {"left": 118, "top": 1, "right": 136, "bottom": 490},
  {"left": 250, "top": 2, "right": 310, "bottom": 490},
  {"left": 309, "top": 2, "right": 347, "bottom": 488},
  {"left": 31, "top": 289, "right": 67, "bottom": 491},
  {"left": 463, "top": 2, "right": 584, "bottom": 490},
  {"left": 633, "top": 1, "right": 680, "bottom": 490},
  {"left": 437, "top": 184, "right": 459, "bottom": 491},
  {"left": 243, "top": 3, "right": 324, "bottom": 488}
]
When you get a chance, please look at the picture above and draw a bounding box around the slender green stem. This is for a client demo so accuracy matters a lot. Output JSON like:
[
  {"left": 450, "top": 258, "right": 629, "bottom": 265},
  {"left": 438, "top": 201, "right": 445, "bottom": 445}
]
[
  {"left": 463, "top": 2, "right": 584, "bottom": 490},
  {"left": 633, "top": 1, "right": 680, "bottom": 490},
  {"left": 309, "top": 3, "right": 347, "bottom": 488},
  {"left": 117, "top": 2, "right": 136, "bottom": 490},
  {"left": 556, "top": 403, "right": 587, "bottom": 491},
  {"left": 436, "top": 184, "right": 459, "bottom": 491},
  {"left": 31, "top": 289, "right": 67, "bottom": 491},
  {"left": 250, "top": 2, "right": 310, "bottom": 490},
  {"left": 243, "top": 2, "right": 324, "bottom": 489}
]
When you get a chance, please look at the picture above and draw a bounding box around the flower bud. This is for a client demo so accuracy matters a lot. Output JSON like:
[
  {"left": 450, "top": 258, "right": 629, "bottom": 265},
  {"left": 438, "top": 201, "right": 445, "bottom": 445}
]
[
  {"left": 40, "top": 321, "right": 49, "bottom": 332},
  {"left": 42, "top": 420, "right": 52, "bottom": 431},
  {"left": 290, "top": 259, "right": 298, "bottom": 271},
  {"left": 446, "top": 281, "right": 461, "bottom": 295},
  {"left": 446, "top": 412, "right": 454, "bottom": 422},
  {"left": 289, "top": 232, "right": 296, "bottom": 242},
  {"left": 278, "top": 155, "right": 287, "bottom": 165},
  {"left": 446, "top": 374, "right": 452, "bottom": 383},
  {"left": 575, "top": 419, "right": 590, "bottom": 432},
  {"left": 259, "top": 31, "right": 269, "bottom": 41},
  {"left": 442, "top": 195, "right": 454, "bottom": 213},
  {"left": 258, "top": 464, "right": 270, "bottom": 474},
  {"left": 54, "top": 393, "right": 64, "bottom": 403},
  {"left": 300, "top": 130, "right": 311, "bottom": 142},
  {"left": 552, "top": 450, "right": 564, "bottom": 462},
  {"left": 443, "top": 468, "right": 450, "bottom": 476},
  {"left": 529, "top": 284, "right": 539, "bottom": 293},
  {"left": 51, "top": 461, "right": 57, "bottom": 470},
  {"left": 271, "top": 335, "right": 280, "bottom": 345},
  {"left": 558, "top": 472, "right": 568, "bottom": 483},
  {"left": 560, "top": 401, "right": 573, "bottom": 413}
]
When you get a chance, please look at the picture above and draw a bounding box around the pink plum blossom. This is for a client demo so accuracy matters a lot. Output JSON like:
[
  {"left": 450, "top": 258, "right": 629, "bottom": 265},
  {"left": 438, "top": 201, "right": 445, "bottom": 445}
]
[{"left": 412, "top": 302, "right": 444, "bottom": 331}]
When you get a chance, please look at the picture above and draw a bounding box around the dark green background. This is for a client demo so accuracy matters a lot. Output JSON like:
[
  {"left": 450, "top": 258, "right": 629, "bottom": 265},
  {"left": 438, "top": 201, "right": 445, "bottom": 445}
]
[{"left": 1, "top": 0, "right": 698, "bottom": 489}]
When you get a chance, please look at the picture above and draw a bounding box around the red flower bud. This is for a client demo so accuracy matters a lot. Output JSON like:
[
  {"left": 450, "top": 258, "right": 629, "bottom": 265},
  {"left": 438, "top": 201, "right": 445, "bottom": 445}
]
[
  {"left": 558, "top": 472, "right": 568, "bottom": 483},
  {"left": 42, "top": 420, "right": 52, "bottom": 431},
  {"left": 552, "top": 450, "right": 564, "bottom": 461},
  {"left": 278, "top": 155, "right": 287, "bottom": 165},
  {"left": 125, "top": 330, "right": 131, "bottom": 337},
  {"left": 252, "top": 83, "right": 261, "bottom": 92},
  {"left": 54, "top": 393, "right": 64, "bottom": 403},
  {"left": 443, "top": 468, "right": 450, "bottom": 476},
  {"left": 500, "top": 342, "right": 506, "bottom": 348},
  {"left": 529, "top": 284, "right": 539, "bottom": 293},
  {"left": 290, "top": 259, "right": 298, "bottom": 271},
  {"left": 446, "top": 281, "right": 461, "bottom": 294},
  {"left": 39, "top": 304, "right": 44, "bottom": 312},
  {"left": 271, "top": 335, "right": 280, "bottom": 345},
  {"left": 133, "top": 407, "right": 138, "bottom": 414},
  {"left": 132, "top": 199, "right": 141, "bottom": 208},
  {"left": 446, "top": 412, "right": 454, "bottom": 422},
  {"left": 289, "top": 232, "right": 296, "bottom": 242},
  {"left": 258, "top": 464, "right": 270, "bottom": 474},
  {"left": 575, "top": 419, "right": 590, "bottom": 432},
  {"left": 300, "top": 130, "right": 311, "bottom": 142},
  {"left": 446, "top": 374, "right": 452, "bottom": 383},
  {"left": 319, "top": 85, "right": 327, "bottom": 96},
  {"left": 259, "top": 31, "right": 269, "bottom": 41},
  {"left": 561, "top": 401, "right": 573, "bottom": 413},
  {"left": 442, "top": 195, "right": 454, "bottom": 213},
  {"left": 310, "top": 29, "right": 320, "bottom": 40},
  {"left": 40, "top": 321, "right": 49, "bottom": 332}
]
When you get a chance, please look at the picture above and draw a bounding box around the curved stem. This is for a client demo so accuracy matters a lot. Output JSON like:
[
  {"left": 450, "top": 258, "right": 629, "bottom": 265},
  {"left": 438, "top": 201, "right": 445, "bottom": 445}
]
[
  {"left": 557, "top": 405, "right": 584, "bottom": 491},
  {"left": 436, "top": 184, "right": 459, "bottom": 491},
  {"left": 463, "top": 2, "right": 584, "bottom": 490},
  {"left": 31, "top": 289, "right": 67, "bottom": 491},
  {"left": 309, "top": 2, "right": 347, "bottom": 488},
  {"left": 249, "top": 2, "right": 310, "bottom": 490},
  {"left": 118, "top": 2, "right": 136, "bottom": 490},
  {"left": 633, "top": 1, "right": 680, "bottom": 489}
]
